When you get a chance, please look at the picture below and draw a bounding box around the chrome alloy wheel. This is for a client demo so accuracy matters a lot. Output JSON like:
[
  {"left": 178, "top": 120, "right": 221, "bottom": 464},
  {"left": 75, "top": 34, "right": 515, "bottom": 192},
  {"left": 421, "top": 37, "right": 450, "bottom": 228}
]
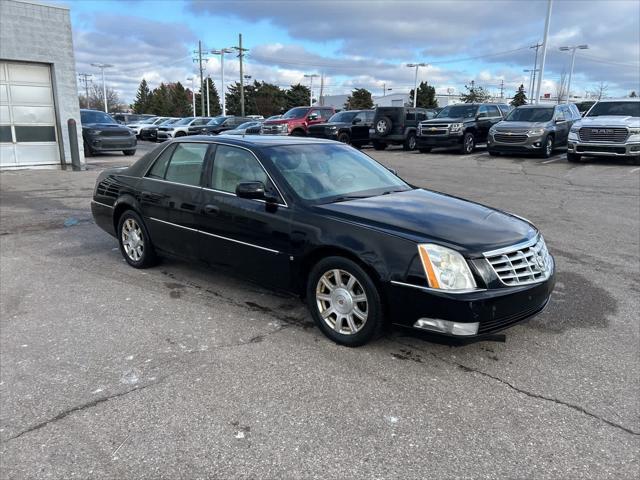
[
  {"left": 464, "top": 134, "right": 474, "bottom": 153},
  {"left": 121, "top": 218, "right": 144, "bottom": 262},
  {"left": 545, "top": 136, "right": 553, "bottom": 156},
  {"left": 315, "top": 269, "right": 368, "bottom": 335}
]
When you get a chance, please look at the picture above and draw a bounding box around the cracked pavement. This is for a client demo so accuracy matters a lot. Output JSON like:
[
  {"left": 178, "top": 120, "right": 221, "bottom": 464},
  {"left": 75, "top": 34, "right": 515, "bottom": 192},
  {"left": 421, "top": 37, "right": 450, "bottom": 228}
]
[{"left": 0, "top": 143, "right": 638, "bottom": 479}]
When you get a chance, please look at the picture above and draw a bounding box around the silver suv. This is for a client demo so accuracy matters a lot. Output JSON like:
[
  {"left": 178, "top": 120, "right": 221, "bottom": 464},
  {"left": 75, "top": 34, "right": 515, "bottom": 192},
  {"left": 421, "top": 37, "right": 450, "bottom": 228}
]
[
  {"left": 488, "top": 104, "right": 581, "bottom": 158},
  {"left": 567, "top": 99, "right": 640, "bottom": 163}
]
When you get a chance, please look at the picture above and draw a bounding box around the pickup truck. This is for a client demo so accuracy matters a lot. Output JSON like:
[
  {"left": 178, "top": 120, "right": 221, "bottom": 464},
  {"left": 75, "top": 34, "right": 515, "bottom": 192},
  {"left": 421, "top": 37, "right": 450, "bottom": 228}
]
[
  {"left": 261, "top": 106, "right": 335, "bottom": 136},
  {"left": 567, "top": 99, "right": 640, "bottom": 164}
]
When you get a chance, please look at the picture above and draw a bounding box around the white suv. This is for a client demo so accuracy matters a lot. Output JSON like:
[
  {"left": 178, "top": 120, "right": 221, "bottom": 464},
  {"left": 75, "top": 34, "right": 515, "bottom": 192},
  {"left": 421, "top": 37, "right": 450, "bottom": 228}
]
[
  {"left": 568, "top": 99, "right": 640, "bottom": 163},
  {"left": 156, "top": 117, "right": 210, "bottom": 141}
]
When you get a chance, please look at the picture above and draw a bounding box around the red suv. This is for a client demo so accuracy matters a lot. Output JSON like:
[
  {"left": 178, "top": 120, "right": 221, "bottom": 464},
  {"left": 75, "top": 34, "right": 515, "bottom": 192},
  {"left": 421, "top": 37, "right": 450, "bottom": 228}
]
[{"left": 261, "top": 106, "right": 335, "bottom": 136}]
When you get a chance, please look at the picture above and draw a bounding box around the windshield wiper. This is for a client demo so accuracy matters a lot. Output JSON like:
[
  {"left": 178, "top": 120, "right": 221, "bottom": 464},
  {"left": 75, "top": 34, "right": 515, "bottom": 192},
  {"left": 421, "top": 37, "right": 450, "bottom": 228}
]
[{"left": 330, "top": 195, "right": 370, "bottom": 203}]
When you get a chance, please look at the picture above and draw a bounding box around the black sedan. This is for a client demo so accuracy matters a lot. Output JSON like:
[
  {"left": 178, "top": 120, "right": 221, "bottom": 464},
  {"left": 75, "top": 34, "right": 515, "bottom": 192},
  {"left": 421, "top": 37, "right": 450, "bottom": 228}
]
[{"left": 91, "top": 136, "right": 555, "bottom": 346}]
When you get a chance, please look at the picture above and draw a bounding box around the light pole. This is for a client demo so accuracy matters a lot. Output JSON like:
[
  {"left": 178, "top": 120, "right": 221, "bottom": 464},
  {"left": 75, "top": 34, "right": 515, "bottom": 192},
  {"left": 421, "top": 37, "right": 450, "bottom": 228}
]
[
  {"left": 211, "top": 48, "right": 233, "bottom": 116},
  {"left": 206, "top": 75, "right": 211, "bottom": 116},
  {"left": 535, "top": 0, "right": 553, "bottom": 104},
  {"left": 91, "top": 63, "right": 113, "bottom": 113},
  {"left": 187, "top": 77, "right": 196, "bottom": 116},
  {"left": 382, "top": 83, "right": 392, "bottom": 96},
  {"left": 407, "top": 63, "right": 427, "bottom": 108},
  {"left": 559, "top": 44, "right": 589, "bottom": 103},
  {"left": 304, "top": 74, "right": 319, "bottom": 106}
]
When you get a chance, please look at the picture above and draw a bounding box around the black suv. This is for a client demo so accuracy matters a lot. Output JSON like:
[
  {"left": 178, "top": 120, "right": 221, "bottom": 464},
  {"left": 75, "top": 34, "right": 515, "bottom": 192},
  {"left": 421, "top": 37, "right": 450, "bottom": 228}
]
[
  {"left": 193, "top": 116, "right": 251, "bottom": 135},
  {"left": 307, "top": 109, "right": 374, "bottom": 148},
  {"left": 369, "top": 107, "right": 434, "bottom": 150},
  {"left": 417, "top": 103, "right": 510, "bottom": 154},
  {"left": 80, "top": 109, "right": 137, "bottom": 157}
]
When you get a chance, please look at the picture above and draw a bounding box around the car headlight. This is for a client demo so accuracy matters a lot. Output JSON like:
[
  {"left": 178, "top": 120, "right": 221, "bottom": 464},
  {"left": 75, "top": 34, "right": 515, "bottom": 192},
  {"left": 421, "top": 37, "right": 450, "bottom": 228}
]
[
  {"left": 450, "top": 123, "right": 463, "bottom": 132},
  {"left": 327, "top": 125, "right": 338, "bottom": 131},
  {"left": 418, "top": 244, "right": 477, "bottom": 291},
  {"left": 528, "top": 128, "right": 545, "bottom": 135},
  {"left": 629, "top": 128, "right": 640, "bottom": 135},
  {"left": 278, "top": 124, "right": 289, "bottom": 132},
  {"left": 489, "top": 126, "right": 497, "bottom": 134},
  {"left": 570, "top": 125, "right": 580, "bottom": 133}
]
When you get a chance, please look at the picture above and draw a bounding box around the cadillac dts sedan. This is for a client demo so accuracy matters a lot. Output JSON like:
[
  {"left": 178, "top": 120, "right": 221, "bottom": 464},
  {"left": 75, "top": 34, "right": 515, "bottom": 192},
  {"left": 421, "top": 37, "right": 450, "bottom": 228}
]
[{"left": 91, "top": 136, "right": 555, "bottom": 346}]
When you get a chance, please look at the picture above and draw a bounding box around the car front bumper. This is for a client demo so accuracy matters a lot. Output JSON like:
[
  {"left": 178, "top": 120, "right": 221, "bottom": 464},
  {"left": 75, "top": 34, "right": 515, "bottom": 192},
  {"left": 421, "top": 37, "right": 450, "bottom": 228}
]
[
  {"left": 157, "top": 131, "right": 174, "bottom": 140},
  {"left": 416, "top": 134, "right": 463, "bottom": 148},
  {"left": 487, "top": 134, "right": 548, "bottom": 152},
  {"left": 386, "top": 257, "right": 555, "bottom": 337},
  {"left": 86, "top": 135, "right": 136, "bottom": 152},
  {"left": 567, "top": 141, "right": 640, "bottom": 157}
]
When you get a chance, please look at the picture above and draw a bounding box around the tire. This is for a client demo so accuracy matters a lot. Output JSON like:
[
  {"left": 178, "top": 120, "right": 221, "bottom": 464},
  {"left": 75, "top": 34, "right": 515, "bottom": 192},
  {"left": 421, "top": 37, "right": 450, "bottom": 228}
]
[
  {"left": 337, "top": 132, "right": 351, "bottom": 144},
  {"left": 540, "top": 135, "right": 554, "bottom": 158},
  {"left": 123, "top": 149, "right": 136, "bottom": 156},
  {"left": 418, "top": 147, "right": 432, "bottom": 153},
  {"left": 374, "top": 116, "right": 392, "bottom": 136},
  {"left": 460, "top": 132, "right": 475, "bottom": 154},
  {"left": 403, "top": 132, "right": 417, "bottom": 151},
  {"left": 291, "top": 129, "right": 305, "bottom": 137},
  {"left": 117, "top": 210, "right": 158, "bottom": 269},
  {"left": 488, "top": 150, "right": 500, "bottom": 156},
  {"left": 307, "top": 256, "right": 383, "bottom": 347},
  {"left": 83, "top": 140, "right": 93, "bottom": 158},
  {"left": 372, "top": 141, "right": 387, "bottom": 151},
  {"left": 567, "top": 152, "right": 582, "bottom": 163}
]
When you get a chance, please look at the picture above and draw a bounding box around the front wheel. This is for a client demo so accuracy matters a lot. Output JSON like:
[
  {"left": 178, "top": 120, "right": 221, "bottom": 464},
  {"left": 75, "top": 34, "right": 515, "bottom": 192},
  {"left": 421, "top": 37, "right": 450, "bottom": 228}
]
[
  {"left": 117, "top": 210, "right": 158, "bottom": 268},
  {"left": 337, "top": 132, "right": 351, "bottom": 144},
  {"left": 540, "top": 135, "right": 554, "bottom": 158},
  {"left": 460, "top": 132, "right": 475, "bottom": 154},
  {"left": 307, "top": 257, "right": 383, "bottom": 347},
  {"left": 567, "top": 152, "right": 582, "bottom": 163},
  {"left": 123, "top": 149, "right": 136, "bottom": 156},
  {"left": 83, "top": 141, "right": 93, "bottom": 157},
  {"left": 403, "top": 132, "right": 417, "bottom": 151}
]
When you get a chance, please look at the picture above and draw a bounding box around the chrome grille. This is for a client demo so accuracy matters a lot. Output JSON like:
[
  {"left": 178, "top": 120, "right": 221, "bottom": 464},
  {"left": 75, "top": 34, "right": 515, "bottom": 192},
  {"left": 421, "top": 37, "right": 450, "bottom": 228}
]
[
  {"left": 578, "top": 127, "right": 628, "bottom": 143},
  {"left": 419, "top": 123, "right": 449, "bottom": 135},
  {"left": 261, "top": 125, "right": 282, "bottom": 134},
  {"left": 494, "top": 133, "right": 528, "bottom": 143},
  {"left": 484, "top": 236, "right": 552, "bottom": 286}
]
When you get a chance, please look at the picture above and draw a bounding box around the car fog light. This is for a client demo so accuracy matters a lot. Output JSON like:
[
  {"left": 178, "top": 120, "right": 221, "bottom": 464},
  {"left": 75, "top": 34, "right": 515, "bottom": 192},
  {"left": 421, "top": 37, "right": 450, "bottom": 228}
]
[
  {"left": 630, "top": 145, "right": 640, "bottom": 152},
  {"left": 534, "top": 142, "right": 541, "bottom": 147},
  {"left": 414, "top": 318, "right": 479, "bottom": 336}
]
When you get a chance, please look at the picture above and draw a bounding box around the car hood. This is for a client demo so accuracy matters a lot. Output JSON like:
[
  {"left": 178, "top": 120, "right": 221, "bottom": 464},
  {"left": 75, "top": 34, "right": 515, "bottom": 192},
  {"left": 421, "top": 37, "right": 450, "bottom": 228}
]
[
  {"left": 576, "top": 116, "right": 640, "bottom": 128},
  {"left": 315, "top": 189, "right": 536, "bottom": 257},
  {"left": 221, "top": 129, "right": 243, "bottom": 135},
  {"left": 309, "top": 122, "right": 350, "bottom": 129},
  {"left": 494, "top": 120, "right": 549, "bottom": 130},
  {"left": 421, "top": 116, "right": 467, "bottom": 124}
]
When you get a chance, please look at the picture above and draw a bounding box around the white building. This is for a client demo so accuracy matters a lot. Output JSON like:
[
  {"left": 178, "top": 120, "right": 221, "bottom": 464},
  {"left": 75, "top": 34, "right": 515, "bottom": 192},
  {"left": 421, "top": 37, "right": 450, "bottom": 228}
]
[{"left": 0, "top": 0, "right": 83, "bottom": 169}]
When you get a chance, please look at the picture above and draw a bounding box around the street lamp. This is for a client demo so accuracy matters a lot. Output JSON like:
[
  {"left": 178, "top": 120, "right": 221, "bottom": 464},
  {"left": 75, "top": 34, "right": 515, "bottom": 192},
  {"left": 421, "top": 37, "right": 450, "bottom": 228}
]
[
  {"left": 304, "top": 74, "right": 319, "bottom": 106},
  {"left": 186, "top": 76, "right": 196, "bottom": 116},
  {"left": 407, "top": 63, "right": 428, "bottom": 108},
  {"left": 559, "top": 44, "right": 589, "bottom": 103},
  {"left": 91, "top": 63, "right": 113, "bottom": 113},
  {"left": 211, "top": 48, "right": 234, "bottom": 115}
]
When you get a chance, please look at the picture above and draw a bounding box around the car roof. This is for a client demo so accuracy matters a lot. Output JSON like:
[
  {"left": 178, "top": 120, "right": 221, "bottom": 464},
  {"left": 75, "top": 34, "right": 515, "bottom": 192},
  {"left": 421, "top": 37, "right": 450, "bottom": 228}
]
[
  {"left": 516, "top": 104, "right": 556, "bottom": 108},
  {"left": 174, "top": 135, "right": 337, "bottom": 147},
  {"left": 594, "top": 98, "right": 639, "bottom": 103}
]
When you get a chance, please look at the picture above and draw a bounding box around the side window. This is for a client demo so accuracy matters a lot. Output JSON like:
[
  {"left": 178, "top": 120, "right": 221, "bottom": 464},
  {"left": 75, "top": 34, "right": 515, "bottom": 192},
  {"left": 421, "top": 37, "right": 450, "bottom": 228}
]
[
  {"left": 555, "top": 107, "right": 566, "bottom": 120},
  {"left": 308, "top": 109, "right": 321, "bottom": 120},
  {"left": 146, "top": 145, "right": 176, "bottom": 179},
  {"left": 354, "top": 112, "right": 367, "bottom": 124},
  {"left": 405, "top": 111, "right": 416, "bottom": 121},
  {"left": 486, "top": 105, "right": 500, "bottom": 117},
  {"left": 164, "top": 143, "right": 209, "bottom": 186},
  {"left": 211, "top": 145, "right": 269, "bottom": 194},
  {"left": 477, "top": 105, "right": 489, "bottom": 118},
  {"left": 322, "top": 110, "right": 333, "bottom": 120},
  {"left": 365, "top": 111, "right": 375, "bottom": 123}
]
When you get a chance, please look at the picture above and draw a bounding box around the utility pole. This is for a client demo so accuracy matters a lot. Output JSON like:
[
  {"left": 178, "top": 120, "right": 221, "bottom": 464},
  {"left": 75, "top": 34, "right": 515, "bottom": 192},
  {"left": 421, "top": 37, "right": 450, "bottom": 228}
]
[
  {"left": 499, "top": 79, "right": 504, "bottom": 99},
  {"left": 319, "top": 73, "right": 325, "bottom": 106},
  {"left": 196, "top": 41, "right": 206, "bottom": 116},
  {"left": 212, "top": 48, "right": 233, "bottom": 116},
  {"left": 91, "top": 63, "right": 113, "bottom": 113},
  {"left": 383, "top": 83, "right": 393, "bottom": 96},
  {"left": 78, "top": 73, "right": 92, "bottom": 108},
  {"left": 206, "top": 75, "right": 211, "bottom": 116},
  {"left": 304, "top": 74, "right": 319, "bottom": 106},
  {"left": 528, "top": 42, "right": 542, "bottom": 103},
  {"left": 559, "top": 44, "right": 589, "bottom": 103},
  {"left": 407, "top": 63, "right": 427, "bottom": 108},
  {"left": 233, "top": 34, "right": 249, "bottom": 117},
  {"left": 187, "top": 77, "right": 196, "bottom": 116},
  {"left": 535, "top": 0, "right": 553, "bottom": 104}
]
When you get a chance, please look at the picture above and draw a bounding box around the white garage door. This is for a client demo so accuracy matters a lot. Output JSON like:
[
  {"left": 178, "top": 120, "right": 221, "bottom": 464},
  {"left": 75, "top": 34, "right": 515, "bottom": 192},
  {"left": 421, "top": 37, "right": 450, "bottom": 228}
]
[{"left": 0, "top": 61, "right": 60, "bottom": 167}]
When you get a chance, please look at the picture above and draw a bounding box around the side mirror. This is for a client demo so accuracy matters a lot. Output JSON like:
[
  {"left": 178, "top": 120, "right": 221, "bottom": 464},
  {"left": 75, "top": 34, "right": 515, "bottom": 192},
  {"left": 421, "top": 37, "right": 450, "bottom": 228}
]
[
  {"left": 387, "top": 167, "right": 398, "bottom": 176},
  {"left": 555, "top": 118, "right": 566, "bottom": 124},
  {"left": 352, "top": 117, "right": 362, "bottom": 124},
  {"left": 307, "top": 113, "right": 319, "bottom": 121},
  {"left": 236, "top": 181, "right": 266, "bottom": 199}
]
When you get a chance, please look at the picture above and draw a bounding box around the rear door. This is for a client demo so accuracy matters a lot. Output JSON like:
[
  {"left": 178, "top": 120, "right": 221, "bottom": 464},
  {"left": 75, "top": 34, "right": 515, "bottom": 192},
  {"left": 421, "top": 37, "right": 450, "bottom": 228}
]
[
  {"left": 198, "top": 143, "right": 292, "bottom": 288},
  {"left": 351, "top": 111, "right": 370, "bottom": 143},
  {"left": 554, "top": 106, "right": 570, "bottom": 144}
]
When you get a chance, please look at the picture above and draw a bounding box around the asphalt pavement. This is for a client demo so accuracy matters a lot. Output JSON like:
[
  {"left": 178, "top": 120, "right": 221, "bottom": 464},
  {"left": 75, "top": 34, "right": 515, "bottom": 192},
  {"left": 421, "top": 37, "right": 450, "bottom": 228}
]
[{"left": 1, "top": 141, "right": 638, "bottom": 479}]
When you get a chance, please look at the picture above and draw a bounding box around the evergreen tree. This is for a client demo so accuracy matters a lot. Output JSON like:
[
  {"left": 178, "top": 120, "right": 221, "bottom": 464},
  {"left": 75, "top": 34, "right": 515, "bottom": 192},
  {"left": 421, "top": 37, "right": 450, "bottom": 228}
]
[
  {"left": 460, "top": 82, "right": 491, "bottom": 103},
  {"left": 148, "top": 83, "right": 171, "bottom": 116},
  {"left": 169, "top": 82, "right": 192, "bottom": 117},
  {"left": 132, "top": 79, "right": 152, "bottom": 113},
  {"left": 630, "top": 91, "right": 638, "bottom": 98},
  {"left": 344, "top": 88, "right": 374, "bottom": 110},
  {"left": 408, "top": 81, "right": 438, "bottom": 108},
  {"left": 285, "top": 83, "right": 311, "bottom": 110},
  {"left": 195, "top": 77, "right": 222, "bottom": 117},
  {"left": 252, "top": 81, "right": 287, "bottom": 117},
  {"left": 225, "top": 82, "right": 257, "bottom": 116},
  {"left": 510, "top": 84, "right": 528, "bottom": 107}
]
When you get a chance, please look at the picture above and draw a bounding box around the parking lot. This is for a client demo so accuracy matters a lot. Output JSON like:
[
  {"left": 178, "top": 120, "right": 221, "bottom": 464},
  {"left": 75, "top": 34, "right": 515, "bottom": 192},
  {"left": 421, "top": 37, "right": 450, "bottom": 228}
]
[{"left": 1, "top": 141, "right": 639, "bottom": 479}]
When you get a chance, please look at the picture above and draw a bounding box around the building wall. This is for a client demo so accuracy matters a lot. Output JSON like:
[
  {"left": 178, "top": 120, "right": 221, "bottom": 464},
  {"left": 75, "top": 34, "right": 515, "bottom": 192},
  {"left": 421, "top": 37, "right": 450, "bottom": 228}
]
[{"left": 0, "top": 0, "right": 84, "bottom": 168}]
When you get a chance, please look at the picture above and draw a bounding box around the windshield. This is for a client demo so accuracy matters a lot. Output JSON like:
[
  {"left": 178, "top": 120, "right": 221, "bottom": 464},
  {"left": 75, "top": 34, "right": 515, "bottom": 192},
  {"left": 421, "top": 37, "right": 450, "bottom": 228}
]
[
  {"left": 328, "top": 111, "right": 358, "bottom": 123},
  {"left": 81, "top": 110, "right": 117, "bottom": 124},
  {"left": 505, "top": 108, "right": 554, "bottom": 122},
  {"left": 265, "top": 144, "right": 410, "bottom": 203},
  {"left": 586, "top": 102, "right": 640, "bottom": 117},
  {"left": 207, "top": 117, "right": 227, "bottom": 125},
  {"left": 159, "top": 118, "right": 178, "bottom": 125},
  {"left": 282, "top": 107, "right": 309, "bottom": 119},
  {"left": 172, "top": 117, "right": 195, "bottom": 126},
  {"left": 436, "top": 105, "right": 478, "bottom": 119}
]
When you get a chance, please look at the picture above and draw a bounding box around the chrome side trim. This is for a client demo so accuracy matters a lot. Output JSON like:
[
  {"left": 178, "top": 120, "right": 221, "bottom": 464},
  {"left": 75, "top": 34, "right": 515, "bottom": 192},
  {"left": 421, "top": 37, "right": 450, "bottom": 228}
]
[
  {"left": 201, "top": 186, "right": 289, "bottom": 209},
  {"left": 148, "top": 217, "right": 280, "bottom": 254},
  {"left": 390, "top": 280, "right": 486, "bottom": 294},
  {"left": 91, "top": 200, "right": 114, "bottom": 209},
  {"left": 144, "top": 176, "right": 203, "bottom": 190},
  {"left": 482, "top": 235, "right": 539, "bottom": 258}
]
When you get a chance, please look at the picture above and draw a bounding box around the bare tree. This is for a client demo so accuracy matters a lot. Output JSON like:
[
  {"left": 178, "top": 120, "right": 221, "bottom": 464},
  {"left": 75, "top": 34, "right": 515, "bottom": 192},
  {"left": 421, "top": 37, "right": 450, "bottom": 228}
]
[
  {"left": 588, "top": 82, "right": 609, "bottom": 100},
  {"left": 555, "top": 70, "right": 568, "bottom": 104},
  {"left": 78, "top": 84, "right": 123, "bottom": 112}
]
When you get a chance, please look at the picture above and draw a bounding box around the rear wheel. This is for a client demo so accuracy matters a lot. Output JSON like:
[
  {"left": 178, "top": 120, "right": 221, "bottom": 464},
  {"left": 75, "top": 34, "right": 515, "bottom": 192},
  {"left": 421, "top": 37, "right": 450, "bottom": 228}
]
[
  {"left": 403, "top": 132, "right": 417, "bottom": 151},
  {"left": 460, "top": 132, "right": 475, "bottom": 154},
  {"left": 337, "top": 132, "right": 351, "bottom": 144},
  {"left": 307, "top": 256, "right": 383, "bottom": 347},
  {"left": 372, "top": 141, "right": 387, "bottom": 150},
  {"left": 567, "top": 152, "right": 582, "bottom": 163},
  {"left": 117, "top": 210, "right": 158, "bottom": 268},
  {"left": 123, "top": 149, "right": 136, "bottom": 156}
]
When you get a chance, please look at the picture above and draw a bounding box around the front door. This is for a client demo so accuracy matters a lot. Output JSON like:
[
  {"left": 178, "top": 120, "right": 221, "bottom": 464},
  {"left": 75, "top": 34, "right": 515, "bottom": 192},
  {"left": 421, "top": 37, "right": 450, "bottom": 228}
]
[{"left": 198, "top": 143, "right": 292, "bottom": 289}]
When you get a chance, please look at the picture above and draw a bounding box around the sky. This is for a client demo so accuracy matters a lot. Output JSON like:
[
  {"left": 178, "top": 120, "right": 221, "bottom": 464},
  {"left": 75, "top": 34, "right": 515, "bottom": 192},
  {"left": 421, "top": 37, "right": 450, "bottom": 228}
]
[{"left": 54, "top": 0, "right": 640, "bottom": 104}]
